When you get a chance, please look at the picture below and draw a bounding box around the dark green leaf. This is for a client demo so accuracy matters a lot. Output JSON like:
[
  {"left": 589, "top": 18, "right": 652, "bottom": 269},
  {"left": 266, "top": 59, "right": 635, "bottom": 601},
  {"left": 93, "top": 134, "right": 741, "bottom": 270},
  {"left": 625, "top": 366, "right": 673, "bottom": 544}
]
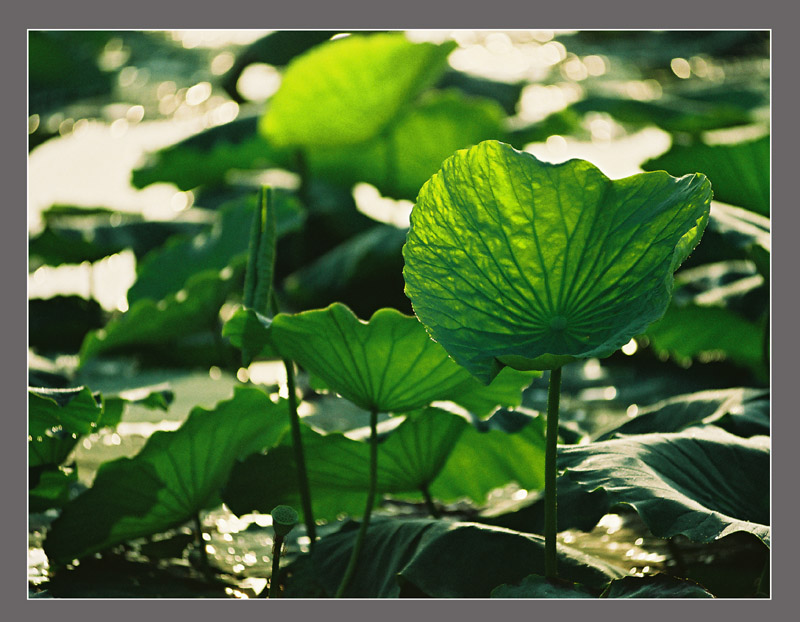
[
  {"left": 131, "top": 116, "right": 291, "bottom": 191},
  {"left": 559, "top": 427, "right": 770, "bottom": 546},
  {"left": 643, "top": 135, "right": 769, "bottom": 215},
  {"left": 403, "top": 140, "right": 712, "bottom": 381},
  {"left": 29, "top": 387, "right": 101, "bottom": 437},
  {"left": 599, "top": 575, "right": 714, "bottom": 598},
  {"left": 441, "top": 367, "right": 540, "bottom": 418},
  {"left": 29, "top": 468, "right": 78, "bottom": 513},
  {"left": 260, "top": 33, "right": 456, "bottom": 147},
  {"left": 491, "top": 574, "right": 595, "bottom": 598},
  {"left": 224, "top": 407, "right": 468, "bottom": 522},
  {"left": 128, "top": 192, "right": 303, "bottom": 304},
  {"left": 29, "top": 296, "right": 106, "bottom": 353},
  {"left": 79, "top": 268, "right": 239, "bottom": 366},
  {"left": 572, "top": 94, "right": 753, "bottom": 134},
  {"left": 479, "top": 474, "right": 608, "bottom": 535},
  {"left": 287, "top": 517, "right": 624, "bottom": 598},
  {"left": 44, "top": 387, "right": 289, "bottom": 565},
  {"left": 283, "top": 225, "right": 409, "bottom": 316},
  {"left": 596, "top": 387, "right": 769, "bottom": 441},
  {"left": 269, "top": 303, "right": 475, "bottom": 413},
  {"left": 224, "top": 407, "right": 548, "bottom": 521},
  {"left": 221, "top": 307, "right": 278, "bottom": 361}
]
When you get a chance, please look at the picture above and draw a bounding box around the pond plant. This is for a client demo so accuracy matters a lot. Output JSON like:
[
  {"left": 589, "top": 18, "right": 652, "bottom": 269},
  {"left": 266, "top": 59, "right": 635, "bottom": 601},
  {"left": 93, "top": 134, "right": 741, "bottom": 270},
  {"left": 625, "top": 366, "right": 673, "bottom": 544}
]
[
  {"left": 29, "top": 30, "right": 770, "bottom": 599},
  {"left": 403, "top": 139, "right": 713, "bottom": 578}
]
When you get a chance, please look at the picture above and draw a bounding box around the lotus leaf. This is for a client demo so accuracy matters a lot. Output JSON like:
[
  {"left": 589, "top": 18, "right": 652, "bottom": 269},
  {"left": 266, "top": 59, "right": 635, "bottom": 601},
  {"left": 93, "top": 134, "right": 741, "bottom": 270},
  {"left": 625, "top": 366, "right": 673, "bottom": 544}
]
[
  {"left": 260, "top": 32, "right": 455, "bottom": 148},
  {"left": 403, "top": 140, "right": 712, "bottom": 382}
]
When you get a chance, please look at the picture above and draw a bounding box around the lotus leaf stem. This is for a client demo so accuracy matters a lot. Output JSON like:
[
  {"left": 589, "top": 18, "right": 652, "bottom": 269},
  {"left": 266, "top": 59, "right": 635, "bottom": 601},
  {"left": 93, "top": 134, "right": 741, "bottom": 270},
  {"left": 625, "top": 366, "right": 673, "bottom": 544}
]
[
  {"left": 544, "top": 366, "right": 562, "bottom": 579},
  {"left": 335, "top": 408, "right": 379, "bottom": 597}
]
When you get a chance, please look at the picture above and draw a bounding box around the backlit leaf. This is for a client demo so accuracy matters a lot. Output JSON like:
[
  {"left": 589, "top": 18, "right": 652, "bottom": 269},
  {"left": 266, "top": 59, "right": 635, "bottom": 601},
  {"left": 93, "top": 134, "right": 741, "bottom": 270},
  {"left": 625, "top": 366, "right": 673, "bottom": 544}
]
[
  {"left": 403, "top": 140, "right": 712, "bottom": 382},
  {"left": 269, "top": 303, "right": 475, "bottom": 413},
  {"left": 260, "top": 32, "right": 455, "bottom": 147}
]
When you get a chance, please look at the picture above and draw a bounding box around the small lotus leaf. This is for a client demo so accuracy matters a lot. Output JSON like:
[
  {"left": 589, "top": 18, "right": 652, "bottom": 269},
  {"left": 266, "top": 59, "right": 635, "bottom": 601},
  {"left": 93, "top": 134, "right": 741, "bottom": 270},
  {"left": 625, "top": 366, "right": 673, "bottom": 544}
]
[
  {"left": 268, "top": 303, "right": 475, "bottom": 413},
  {"left": 403, "top": 140, "right": 712, "bottom": 382}
]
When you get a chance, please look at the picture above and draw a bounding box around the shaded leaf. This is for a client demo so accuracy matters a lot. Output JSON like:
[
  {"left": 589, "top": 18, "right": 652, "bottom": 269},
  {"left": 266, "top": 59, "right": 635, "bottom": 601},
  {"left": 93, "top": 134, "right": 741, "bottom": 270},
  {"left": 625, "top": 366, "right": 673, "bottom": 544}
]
[
  {"left": 260, "top": 32, "right": 455, "bottom": 147},
  {"left": 491, "top": 574, "right": 595, "bottom": 598},
  {"left": 283, "top": 225, "right": 409, "bottom": 316},
  {"left": 599, "top": 574, "right": 714, "bottom": 598},
  {"left": 79, "top": 268, "right": 239, "bottom": 366},
  {"left": 29, "top": 387, "right": 102, "bottom": 438},
  {"left": 224, "top": 407, "right": 549, "bottom": 521},
  {"left": 269, "top": 303, "right": 475, "bottom": 413},
  {"left": 44, "top": 387, "right": 289, "bottom": 565},
  {"left": 222, "top": 307, "right": 278, "bottom": 361},
  {"left": 29, "top": 296, "right": 106, "bottom": 353},
  {"left": 596, "top": 387, "right": 769, "bottom": 441},
  {"left": 403, "top": 140, "right": 712, "bottom": 382},
  {"left": 131, "top": 116, "right": 290, "bottom": 191},
  {"left": 572, "top": 94, "right": 753, "bottom": 134},
  {"left": 29, "top": 468, "right": 78, "bottom": 513},
  {"left": 643, "top": 135, "right": 769, "bottom": 215},
  {"left": 128, "top": 192, "right": 304, "bottom": 304},
  {"left": 479, "top": 474, "right": 608, "bottom": 535},
  {"left": 558, "top": 427, "right": 770, "bottom": 546},
  {"left": 286, "top": 517, "right": 624, "bottom": 598},
  {"left": 224, "top": 407, "right": 468, "bottom": 522}
]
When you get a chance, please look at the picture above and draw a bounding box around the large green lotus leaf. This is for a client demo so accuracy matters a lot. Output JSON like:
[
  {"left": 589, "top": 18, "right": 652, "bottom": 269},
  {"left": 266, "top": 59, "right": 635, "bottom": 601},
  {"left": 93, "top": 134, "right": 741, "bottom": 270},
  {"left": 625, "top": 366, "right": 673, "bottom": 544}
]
[
  {"left": 599, "top": 575, "right": 715, "bottom": 599},
  {"left": 269, "top": 303, "right": 475, "bottom": 413},
  {"left": 286, "top": 517, "right": 624, "bottom": 598},
  {"left": 44, "top": 387, "right": 289, "bottom": 565},
  {"left": 128, "top": 192, "right": 304, "bottom": 304},
  {"left": 79, "top": 268, "right": 239, "bottom": 366},
  {"left": 596, "top": 387, "right": 769, "bottom": 441},
  {"left": 643, "top": 135, "right": 769, "bottom": 216},
  {"left": 260, "top": 33, "right": 456, "bottom": 148},
  {"left": 223, "top": 407, "right": 468, "bottom": 522},
  {"left": 558, "top": 427, "right": 770, "bottom": 546},
  {"left": 403, "top": 140, "right": 712, "bottom": 382},
  {"left": 303, "top": 89, "right": 506, "bottom": 200}
]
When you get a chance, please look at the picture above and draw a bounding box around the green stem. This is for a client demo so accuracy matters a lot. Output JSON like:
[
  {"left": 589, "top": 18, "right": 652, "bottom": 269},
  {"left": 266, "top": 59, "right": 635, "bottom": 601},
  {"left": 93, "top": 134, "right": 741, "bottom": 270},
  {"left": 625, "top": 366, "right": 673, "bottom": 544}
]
[
  {"left": 193, "top": 512, "right": 209, "bottom": 569},
  {"left": 544, "top": 367, "right": 562, "bottom": 580},
  {"left": 421, "top": 483, "right": 440, "bottom": 519},
  {"left": 268, "top": 533, "right": 286, "bottom": 598},
  {"left": 335, "top": 408, "right": 379, "bottom": 598},
  {"left": 283, "top": 358, "right": 317, "bottom": 548}
]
